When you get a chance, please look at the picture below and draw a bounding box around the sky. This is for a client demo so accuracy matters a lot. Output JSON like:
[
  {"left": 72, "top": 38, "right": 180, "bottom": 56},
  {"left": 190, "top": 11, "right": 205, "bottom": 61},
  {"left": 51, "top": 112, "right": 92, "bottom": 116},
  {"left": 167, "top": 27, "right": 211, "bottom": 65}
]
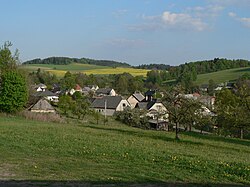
[{"left": 1, "top": 0, "right": 250, "bottom": 66}]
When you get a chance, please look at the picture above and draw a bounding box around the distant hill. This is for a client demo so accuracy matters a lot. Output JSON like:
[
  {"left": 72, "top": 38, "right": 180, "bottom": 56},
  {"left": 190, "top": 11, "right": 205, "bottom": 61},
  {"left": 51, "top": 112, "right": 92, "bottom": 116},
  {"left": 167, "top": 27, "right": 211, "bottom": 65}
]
[
  {"left": 134, "top": 63, "right": 172, "bottom": 70},
  {"left": 23, "top": 57, "right": 131, "bottom": 68}
]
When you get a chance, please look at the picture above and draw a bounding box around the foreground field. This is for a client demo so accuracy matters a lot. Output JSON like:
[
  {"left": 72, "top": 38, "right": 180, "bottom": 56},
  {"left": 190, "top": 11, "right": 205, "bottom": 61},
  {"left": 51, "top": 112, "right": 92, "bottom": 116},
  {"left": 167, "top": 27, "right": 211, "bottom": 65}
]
[
  {"left": 20, "top": 63, "right": 149, "bottom": 77},
  {"left": 195, "top": 67, "right": 250, "bottom": 85},
  {"left": 0, "top": 116, "right": 249, "bottom": 186}
]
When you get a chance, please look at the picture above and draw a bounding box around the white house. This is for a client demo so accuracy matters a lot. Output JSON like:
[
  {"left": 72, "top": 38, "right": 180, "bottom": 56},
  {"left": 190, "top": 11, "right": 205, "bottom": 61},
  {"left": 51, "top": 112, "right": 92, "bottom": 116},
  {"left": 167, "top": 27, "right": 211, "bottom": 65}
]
[
  {"left": 96, "top": 88, "right": 116, "bottom": 97},
  {"left": 91, "top": 96, "right": 130, "bottom": 116},
  {"left": 33, "top": 83, "right": 47, "bottom": 92},
  {"left": 136, "top": 100, "right": 168, "bottom": 120},
  {"left": 33, "top": 90, "right": 59, "bottom": 102}
]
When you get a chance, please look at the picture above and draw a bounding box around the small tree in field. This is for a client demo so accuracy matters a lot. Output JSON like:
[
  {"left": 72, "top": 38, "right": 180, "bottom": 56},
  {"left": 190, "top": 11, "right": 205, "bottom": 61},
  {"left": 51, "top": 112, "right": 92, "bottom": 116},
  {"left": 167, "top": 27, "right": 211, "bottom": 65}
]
[
  {"left": 58, "top": 95, "right": 74, "bottom": 116},
  {"left": 163, "top": 86, "right": 203, "bottom": 140}
]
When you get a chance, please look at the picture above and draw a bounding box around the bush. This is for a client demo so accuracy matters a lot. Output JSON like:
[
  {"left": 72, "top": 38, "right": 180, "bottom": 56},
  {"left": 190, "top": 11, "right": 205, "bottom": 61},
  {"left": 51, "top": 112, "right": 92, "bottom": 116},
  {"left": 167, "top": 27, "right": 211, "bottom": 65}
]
[
  {"left": 115, "top": 108, "right": 150, "bottom": 129},
  {"left": 19, "top": 111, "right": 64, "bottom": 123}
]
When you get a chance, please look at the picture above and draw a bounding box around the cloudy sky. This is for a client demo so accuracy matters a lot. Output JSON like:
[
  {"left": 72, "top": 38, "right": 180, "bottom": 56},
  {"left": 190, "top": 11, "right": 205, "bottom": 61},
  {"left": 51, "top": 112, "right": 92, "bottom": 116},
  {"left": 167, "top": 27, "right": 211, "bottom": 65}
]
[{"left": 0, "top": 0, "right": 250, "bottom": 65}]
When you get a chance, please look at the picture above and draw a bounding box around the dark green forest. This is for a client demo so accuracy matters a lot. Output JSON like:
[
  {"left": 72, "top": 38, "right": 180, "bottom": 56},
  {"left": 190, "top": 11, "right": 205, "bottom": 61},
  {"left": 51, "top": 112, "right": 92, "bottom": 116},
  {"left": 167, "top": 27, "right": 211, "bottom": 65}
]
[{"left": 24, "top": 57, "right": 131, "bottom": 67}]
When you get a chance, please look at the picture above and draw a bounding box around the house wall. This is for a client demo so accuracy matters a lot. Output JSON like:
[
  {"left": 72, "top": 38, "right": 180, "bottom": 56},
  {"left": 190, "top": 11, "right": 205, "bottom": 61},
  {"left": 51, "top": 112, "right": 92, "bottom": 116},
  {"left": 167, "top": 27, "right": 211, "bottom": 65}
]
[
  {"left": 127, "top": 96, "right": 138, "bottom": 109},
  {"left": 150, "top": 103, "right": 167, "bottom": 112},
  {"left": 116, "top": 99, "right": 130, "bottom": 111},
  {"left": 109, "top": 89, "right": 116, "bottom": 96},
  {"left": 148, "top": 103, "right": 169, "bottom": 120},
  {"left": 46, "top": 96, "right": 59, "bottom": 102},
  {"left": 94, "top": 108, "right": 115, "bottom": 116},
  {"left": 31, "top": 109, "right": 55, "bottom": 113}
]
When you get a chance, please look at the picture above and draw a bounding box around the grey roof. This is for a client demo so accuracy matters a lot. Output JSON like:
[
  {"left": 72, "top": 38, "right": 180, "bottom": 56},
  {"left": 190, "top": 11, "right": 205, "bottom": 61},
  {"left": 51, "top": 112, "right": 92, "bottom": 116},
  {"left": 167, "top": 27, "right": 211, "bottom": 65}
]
[
  {"left": 82, "top": 87, "right": 91, "bottom": 92},
  {"left": 136, "top": 100, "right": 161, "bottom": 110},
  {"left": 137, "top": 102, "right": 148, "bottom": 110},
  {"left": 145, "top": 90, "right": 156, "bottom": 96},
  {"left": 33, "top": 90, "right": 57, "bottom": 97},
  {"left": 132, "top": 93, "right": 145, "bottom": 102},
  {"left": 31, "top": 99, "right": 55, "bottom": 111},
  {"left": 91, "top": 96, "right": 122, "bottom": 109},
  {"left": 96, "top": 88, "right": 112, "bottom": 95},
  {"left": 35, "top": 83, "right": 47, "bottom": 88}
]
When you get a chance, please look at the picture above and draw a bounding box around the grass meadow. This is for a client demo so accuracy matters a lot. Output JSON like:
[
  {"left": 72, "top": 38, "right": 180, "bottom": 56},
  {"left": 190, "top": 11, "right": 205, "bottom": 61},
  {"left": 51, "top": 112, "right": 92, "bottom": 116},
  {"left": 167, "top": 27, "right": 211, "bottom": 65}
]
[
  {"left": 0, "top": 116, "right": 249, "bottom": 186},
  {"left": 21, "top": 63, "right": 149, "bottom": 77},
  {"left": 195, "top": 67, "right": 250, "bottom": 85}
]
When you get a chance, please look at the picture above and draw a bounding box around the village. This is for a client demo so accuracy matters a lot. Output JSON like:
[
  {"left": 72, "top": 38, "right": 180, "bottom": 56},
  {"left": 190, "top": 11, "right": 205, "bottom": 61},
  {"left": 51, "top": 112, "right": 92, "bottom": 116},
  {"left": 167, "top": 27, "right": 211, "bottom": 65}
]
[{"left": 29, "top": 81, "right": 220, "bottom": 133}]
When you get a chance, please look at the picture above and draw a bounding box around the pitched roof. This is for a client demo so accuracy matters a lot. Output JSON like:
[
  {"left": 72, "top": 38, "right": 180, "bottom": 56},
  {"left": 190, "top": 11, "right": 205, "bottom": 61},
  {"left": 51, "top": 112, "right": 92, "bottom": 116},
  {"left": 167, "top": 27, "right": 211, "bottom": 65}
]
[
  {"left": 91, "top": 96, "right": 122, "bottom": 109},
  {"left": 30, "top": 99, "right": 55, "bottom": 111},
  {"left": 33, "top": 90, "right": 57, "bottom": 97},
  {"left": 35, "top": 83, "right": 47, "bottom": 88},
  {"left": 136, "top": 99, "right": 162, "bottom": 110},
  {"left": 96, "top": 88, "right": 113, "bottom": 95},
  {"left": 75, "top": 84, "right": 82, "bottom": 91},
  {"left": 82, "top": 87, "right": 91, "bottom": 92},
  {"left": 132, "top": 93, "right": 145, "bottom": 102}
]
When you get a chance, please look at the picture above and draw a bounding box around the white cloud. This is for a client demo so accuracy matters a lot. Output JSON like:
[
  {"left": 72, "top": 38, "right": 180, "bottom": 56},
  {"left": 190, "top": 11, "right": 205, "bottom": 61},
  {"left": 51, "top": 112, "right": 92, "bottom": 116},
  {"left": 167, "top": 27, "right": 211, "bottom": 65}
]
[
  {"left": 130, "top": 11, "right": 208, "bottom": 32},
  {"left": 228, "top": 12, "right": 237, "bottom": 18},
  {"left": 229, "top": 12, "right": 250, "bottom": 28},
  {"left": 161, "top": 11, "right": 207, "bottom": 31},
  {"left": 187, "top": 5, "right": 224, "bottom": 18}
]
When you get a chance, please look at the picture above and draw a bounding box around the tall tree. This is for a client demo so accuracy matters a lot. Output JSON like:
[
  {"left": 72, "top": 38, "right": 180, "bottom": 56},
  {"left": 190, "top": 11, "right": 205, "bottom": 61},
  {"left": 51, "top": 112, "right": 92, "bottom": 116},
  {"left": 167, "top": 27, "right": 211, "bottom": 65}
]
[
  {"left": 215, "top": 89, "right": 250, "bottom": 139},
  {"left": 0, "top": 42, "right": 28, "bottom": 113},
  {"left": 0, "top": 71, "right": 28, "bottom": 113}
]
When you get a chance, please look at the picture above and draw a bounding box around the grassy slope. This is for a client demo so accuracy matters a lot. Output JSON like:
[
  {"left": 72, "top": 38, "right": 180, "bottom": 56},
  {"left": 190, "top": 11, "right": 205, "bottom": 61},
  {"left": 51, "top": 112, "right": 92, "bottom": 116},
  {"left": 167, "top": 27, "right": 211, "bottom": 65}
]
[
  {"left": 0, "top": 116, "right": 249, "bottom": 186},
  {"left": 195, "top": 67, "right": 250, "bottom": 85},
  {"left": 20, "top": 63, "right": 149, "bottom": 77}
]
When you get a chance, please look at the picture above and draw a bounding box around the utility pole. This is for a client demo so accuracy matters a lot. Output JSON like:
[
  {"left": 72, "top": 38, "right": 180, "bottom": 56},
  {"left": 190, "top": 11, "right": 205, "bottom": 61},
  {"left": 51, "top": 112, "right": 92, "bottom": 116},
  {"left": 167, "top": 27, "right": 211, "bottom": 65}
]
[{"left": 104, "top": 99, "right": 107, "bottom": 125}]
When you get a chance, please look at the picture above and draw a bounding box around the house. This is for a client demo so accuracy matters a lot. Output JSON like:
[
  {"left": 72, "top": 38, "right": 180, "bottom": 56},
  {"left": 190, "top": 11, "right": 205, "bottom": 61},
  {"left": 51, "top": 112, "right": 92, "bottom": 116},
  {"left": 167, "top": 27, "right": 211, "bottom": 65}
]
[
  {"left": 30, "top": 99, "right": 56, "bottom": 113},
  {"left": 127, "top": 92, "right": 145, "bottom": 109},
  {"left": 51, "top": 83, "right": 61, "bottom": 94},
  {"left": 33, "top": 83, "right": 47, "bottom": 92},
  {"left": 200, "top": 84, "right": 209, "bottom": 92},
  {"left": 91, "top": 96, "right": 130, "bottom": 116},
  {"left": 87, "top": 85, "right": 99, "bottom": 91},
  {"left": 82, "top": 87, "right": 92, "bottom": 95},
  {"left": 82, "top": 85, "right": 99, "bottom": 95},
  {"left": 144, "top": 90, "right": 156, "bottom": 101},
  {"left": 69, "top": 84, "right": 83, "bottom": 95},
  {"left": 198, "top": 96, "right": 215, "bottom": 110},
  {"left": 33, "top": 90, "right": 59, "bottom": 102},
  {"left": 136, "top": 99, "right": 168, "bottom": 121},
  {"left": 75, "top": 84, "right": 82, "bottom": 92},
  {"left": 96, "top": 88, "right": 116, "bottom": 96}
]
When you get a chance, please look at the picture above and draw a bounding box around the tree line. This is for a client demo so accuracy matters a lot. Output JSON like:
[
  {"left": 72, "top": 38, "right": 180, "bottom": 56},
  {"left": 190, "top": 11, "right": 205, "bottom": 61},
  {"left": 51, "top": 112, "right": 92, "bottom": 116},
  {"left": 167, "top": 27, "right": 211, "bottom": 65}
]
[{"left": 24, "top": 57, "right": 131, "bottom": 67}]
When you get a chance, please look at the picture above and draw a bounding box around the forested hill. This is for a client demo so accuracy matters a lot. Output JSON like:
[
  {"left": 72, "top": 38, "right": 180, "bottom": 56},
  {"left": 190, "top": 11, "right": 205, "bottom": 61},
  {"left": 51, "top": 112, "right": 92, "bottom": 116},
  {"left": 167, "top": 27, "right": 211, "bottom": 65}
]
[
  {"left": 23, "top": 57, "right": 131, "bottom": 67},
  {"left": 169, "top": 58, "right": 250, "bottom": 78}
]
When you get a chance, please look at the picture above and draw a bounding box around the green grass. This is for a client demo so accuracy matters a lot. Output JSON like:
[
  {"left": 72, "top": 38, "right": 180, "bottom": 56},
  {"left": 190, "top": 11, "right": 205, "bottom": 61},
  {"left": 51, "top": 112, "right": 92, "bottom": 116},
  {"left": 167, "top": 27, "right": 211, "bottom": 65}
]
[
  {"left": 195, "top": 67, "right": 250, "bottom": 85},
  {"left": 20, "top": 63, "right": 149, "bottom": 77},
  {"left": 0, "top": 116, "right": 249, "bottom": 186}
]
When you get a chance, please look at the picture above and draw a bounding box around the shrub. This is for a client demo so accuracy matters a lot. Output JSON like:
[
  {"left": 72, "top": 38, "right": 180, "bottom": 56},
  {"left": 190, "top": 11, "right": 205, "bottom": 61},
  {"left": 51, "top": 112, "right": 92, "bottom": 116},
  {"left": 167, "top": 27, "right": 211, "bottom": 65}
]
[{"left": 19, "top": 111, "right": 64, "bottom": 123}]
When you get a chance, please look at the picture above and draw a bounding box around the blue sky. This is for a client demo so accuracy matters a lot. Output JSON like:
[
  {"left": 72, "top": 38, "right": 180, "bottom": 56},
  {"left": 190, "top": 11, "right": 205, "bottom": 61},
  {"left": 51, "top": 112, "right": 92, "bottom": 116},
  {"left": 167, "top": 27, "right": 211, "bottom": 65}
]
[{"left": 1, "top": 0, "right": 250, "bottom": 65}]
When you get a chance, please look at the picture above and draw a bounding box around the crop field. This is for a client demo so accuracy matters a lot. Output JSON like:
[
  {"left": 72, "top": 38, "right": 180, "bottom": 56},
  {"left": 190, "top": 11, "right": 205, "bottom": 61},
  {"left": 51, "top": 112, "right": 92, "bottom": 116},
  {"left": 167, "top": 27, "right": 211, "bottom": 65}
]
[
  {"left": 195, "top": 67, "right": 250, "bottom": 85},
  {"left": 0, "top": 116, "right": 249, "bottom": 186},
  {"left": 20, "top": 63, "right": 149, "bottom": 77}
]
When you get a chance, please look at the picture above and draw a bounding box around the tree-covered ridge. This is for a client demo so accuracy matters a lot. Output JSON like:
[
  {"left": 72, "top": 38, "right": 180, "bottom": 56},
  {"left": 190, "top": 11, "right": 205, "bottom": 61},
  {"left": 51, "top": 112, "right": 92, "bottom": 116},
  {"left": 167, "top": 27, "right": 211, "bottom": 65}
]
[
  {"left": 169, "top": 58, "right": 250, "bottom": 78},
  {"left": 23, "top": 57, "right": 131, "bottom": 67},
  {"left": 135, "top": 63, "right": 172, "bottom": 70}
]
